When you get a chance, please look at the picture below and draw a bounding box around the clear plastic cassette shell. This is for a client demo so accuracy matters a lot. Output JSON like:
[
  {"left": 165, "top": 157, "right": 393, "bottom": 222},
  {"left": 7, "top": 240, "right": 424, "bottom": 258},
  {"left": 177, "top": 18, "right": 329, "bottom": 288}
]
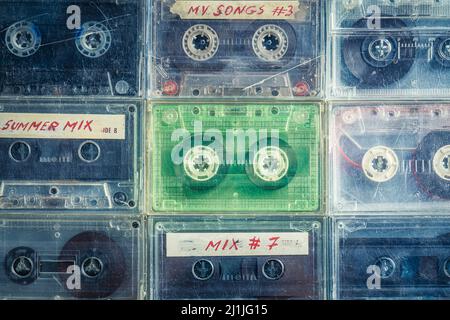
[
  {"left": 0, "top": 100, "right": 142, "bottom": 212},
  {"left": 0, "top": 215, "right": 143, "bottom": 299},
  {"left": 333, "top": 216, "right": 450, "bottom": 300},
  {"left": 331, "top": 103, "right": 450, "bottom": 213},
  {"left": 329, "top": 0, "right": 450, "bottom": 99},
  {"left": 149, "top": 0, "right": 323, "bottom": 99},
  {"left": 150, "top": 216, "right": 325, "bottom": 300},
  {"left": 150, "top": 103, "right": 322, "bottom": 213},
  {"left": 0, "top": 0, "right": 144, "bottom": 97}
]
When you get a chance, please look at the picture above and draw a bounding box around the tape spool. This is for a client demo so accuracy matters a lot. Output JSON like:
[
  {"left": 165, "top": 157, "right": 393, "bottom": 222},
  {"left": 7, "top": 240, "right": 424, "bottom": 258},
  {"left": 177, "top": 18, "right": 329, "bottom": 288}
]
[
  {"left": 362, "top": 146, "right": 399, "bottom": 183},
  {"left": 59, "top": 231, "right": 126, "bottom": 299},
  {"left": 245, "top": 138, "right": 297, "bottom": 190}
]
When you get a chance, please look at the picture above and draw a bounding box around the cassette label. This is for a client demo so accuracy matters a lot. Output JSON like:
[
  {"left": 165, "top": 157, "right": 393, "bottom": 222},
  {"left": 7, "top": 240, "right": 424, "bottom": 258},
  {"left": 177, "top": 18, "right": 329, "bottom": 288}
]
[
  {"left": 150, "top": 0, "right": 322, "bottom": 99},
  {"left": 0, "top": 101, "right": 141, "bottom": 211},
  {"left": 329, "top": 0, "right": 450, "bottom": 98},
  {"left": 0, "top": 113, "right": 125, "bottom": 140},
  {"left": 170, "top": 0, "right": 300, "bottom": 20},
  {"left": 166, "top": 232, "right": 309, "bottom": 257},
  {"left": 151, "top": 103, "right": 321, "bottom": 213},
  {"left": 151, "top": 218, "right": 324, "bottom": 299},
  {"left": 0, "top": 217, "right": 141, "bottom": 300},
  {"left": 334, "top": 218, "right": 450, "bottom": 299},
  {"left": 0, "top": 0, "right": 143, "bottom": 97},
  {"left": 331, "top": 103, "right": 450, "bottom": 213}
]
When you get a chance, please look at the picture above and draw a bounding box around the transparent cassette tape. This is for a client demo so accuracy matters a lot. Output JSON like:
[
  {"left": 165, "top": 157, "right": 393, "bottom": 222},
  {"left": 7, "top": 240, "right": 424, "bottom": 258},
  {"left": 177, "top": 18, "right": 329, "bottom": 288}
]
[
  {"left": 329, "top": 0, "right": 450, "bottom": 98},
  {"left": 0, "top": 215, "right": 143, "bottom": 299},
  {"left": 0, "top": 0, "right": 144, "bottom": 97},
  {"left": 149, "top": 0, "right": 323, "bottom": 99},
  {"left": 331, "top": 103, "right": 450, "bottom": 213},
  {"left": 334, "top": 217, "right": 450, "bottom": 299},
  {"left": 150, "top": 216, "right": 325, "bottom": 300},
  {"left": 0, "top": 100, "right": 142, "bottom": 211},
  {"left": 150, "top": 103, "right": 321, "bottom": 213}
]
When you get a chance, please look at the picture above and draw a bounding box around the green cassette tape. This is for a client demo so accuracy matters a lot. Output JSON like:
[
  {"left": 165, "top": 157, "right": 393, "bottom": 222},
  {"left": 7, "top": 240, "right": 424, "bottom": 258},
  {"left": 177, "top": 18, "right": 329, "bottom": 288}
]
[{"left": 150, "top": 104, "right": 321, "bottom": 213}]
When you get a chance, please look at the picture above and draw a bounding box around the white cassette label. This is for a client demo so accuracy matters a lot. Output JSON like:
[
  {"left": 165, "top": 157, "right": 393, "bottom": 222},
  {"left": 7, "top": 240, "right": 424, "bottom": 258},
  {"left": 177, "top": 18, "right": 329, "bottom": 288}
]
[
  {"left": 170, "top": 0, "right": 301, "bottom": 20},
  {"left": 0, "top": 113, "right": 126, "bottom": 140},
  {"left": 166, "top": 232, "right": 309, "bottom": 257}
]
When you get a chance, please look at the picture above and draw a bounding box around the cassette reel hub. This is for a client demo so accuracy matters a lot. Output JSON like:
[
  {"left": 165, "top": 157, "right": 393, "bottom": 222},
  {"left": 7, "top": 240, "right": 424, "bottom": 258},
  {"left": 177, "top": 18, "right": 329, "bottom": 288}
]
[
  {"left": 9, "top": 141, "right": 31, "bottom": 162},
  {"left": 182, "top": 25, "right": 219, "bottom": 61},
  {"left": 362, "top": 37, "right": 397, "bottom": 67},
  {"left": 262, "top": 259, "right": 285, "bottom": 280},
  {"left": 432, "top": 145, "right": 450, "bottom": 181},
  {"left": 5, "top": 21, "right": 41, "bottom": 57},
  {"left": 362, "top": 146, "right": 399, "bottom": 182},
  {"left": 253, "top": 146, "right": 289, "bottom": 183},
  {"left": 438, "top": 38, "right": 450, "bottom": 61},
  {"left": 5, "top": 247, "right": 37, "bottom": 285},
  {"left": 252, "top": 25, "right": 289, "bottom": 62},
  {"left": 192, "top": 259, "right": 214, "bottom": 281},
  {"left": 444, "top": 258, "right": 450, "bottom": 278},
  {"left": 81, "top": 257, "right": 104, "bottom": 278},
  {"left": 183, "top": 146, "right": 221, "bottom": 182},
  {"left": 76, "top": 21, "right": 112, "bottom": 58},
  {"left": 78, "top": 141, "right": 101, "bottom": 163},
  {"left": 11, "top": 256, "right": 34, "bottom": 278},
  {"left": 374, "top": 257, "right": 396, "bottom": 279}
]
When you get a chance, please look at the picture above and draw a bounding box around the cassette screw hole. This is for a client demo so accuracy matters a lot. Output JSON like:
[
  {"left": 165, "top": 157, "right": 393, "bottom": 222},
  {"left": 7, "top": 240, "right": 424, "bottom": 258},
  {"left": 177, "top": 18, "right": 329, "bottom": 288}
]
[
  {"left": 192, "top": 106, "right": 200, "bottom": 115},
  {"left": 132, "top": 221, "right": 140, "bottom": 229},
  {"left": 209, "top": 110, "right": 215, "bottom": 116},
  {"left": 113, "top": 192, "right": 128, "bottom": 206},
  {"left": 374, "top": 257, "right": 396, "bottom": 279},
  {"left": 128, "top": 200, "right": 136, "bottom": 208},
  {"left": 388, "top": 111, "right": 395, "bottom": 117},
  {"left": 115, "top": 80, "right": 130, "bottom": 95},
  {"left": 79, "top": 141, "right": 101, "bottom": 163},
  {"left": 49, "top": 187, "right": 58, "bottom": 195},
  {"left": 82, "top": 257, "right": 103, "bottom": 278},
  {"left": 255, "top": 110, "right": 262, "bottom": 116},
  {"left": 9, "top": 141, "right": 31, "bottom": 162},
  {"left": 271, "top": 107, "right": 279, "bottom": 115},
  {"left": 192, "top": 259, "right": 214, "bottom": 280},
  {"left": 262, "top": 259, "right": 284, "bottom": 280},
  {"left": 256, "top": 87, "right": 262, "bottom": 94},
  {"left": 90, "top": 199, "right": 98, "bottom": 206},
  {"left": 192, "top": 89, "right": 200, "bottom": 97},
  {"left": 434, "top": 109, "right": 442, "bottom": 117},
  {"left": 12, "top": 256, "right": 34, "bottom": 278},
  {"left": 271, "top": 89, "right": 279, "bottom": 97}
]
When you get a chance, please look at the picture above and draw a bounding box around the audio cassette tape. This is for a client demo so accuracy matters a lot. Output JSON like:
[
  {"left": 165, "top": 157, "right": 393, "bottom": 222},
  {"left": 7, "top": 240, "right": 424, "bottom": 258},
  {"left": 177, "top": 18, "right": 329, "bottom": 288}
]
[
  {"left": 0, "top": 0, "right": 143, "bottom": 97},
  {"left": 149, "top": 0, "right": 322, "bottom": 99},
  {"left": 0, "top": 215, "right": 142, "bottom": 299},
  {"left": 334, "top": 217, "right": 450, "bottom": 299},
  {"left": 0, "top": 100, "right": 141, "bottom": 211},
  {"left": 329, "top": 0, "right": 450, "bottom": 98},
  {"left": 150, "top": 103, "right": 321, "bottom": 213},
  {"left": 150, "top": 216, "right": 325, "bottom": 300},
  {"left": 331, "top": 103, "right": 450, "bottom": 213}
]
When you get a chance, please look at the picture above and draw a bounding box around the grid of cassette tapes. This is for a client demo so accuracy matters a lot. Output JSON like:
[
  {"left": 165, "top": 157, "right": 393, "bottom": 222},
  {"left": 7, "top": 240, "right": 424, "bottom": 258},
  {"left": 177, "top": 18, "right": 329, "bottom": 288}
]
[{"left": 2, "top": 0, "right": 450, "bottom": 300}]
